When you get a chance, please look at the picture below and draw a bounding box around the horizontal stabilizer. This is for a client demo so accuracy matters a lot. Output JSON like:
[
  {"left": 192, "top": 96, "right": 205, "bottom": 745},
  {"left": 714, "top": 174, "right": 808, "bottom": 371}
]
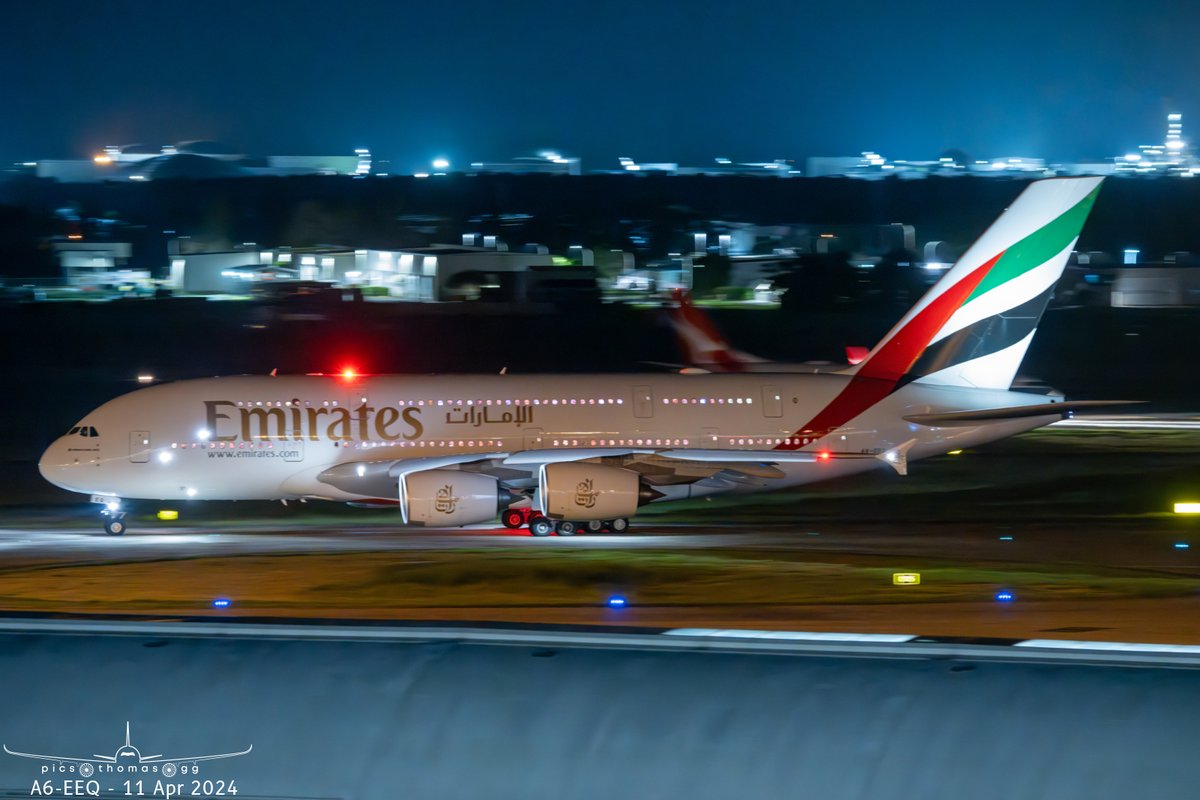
[{"left": 903, "top": 400, "right": 1143, "bottom": 427}]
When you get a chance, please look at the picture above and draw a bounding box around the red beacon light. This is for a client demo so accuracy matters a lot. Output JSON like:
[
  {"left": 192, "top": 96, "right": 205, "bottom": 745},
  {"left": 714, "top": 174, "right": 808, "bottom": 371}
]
[
  {"left": 817, "top": 450, "right": 832, "bottom": 462},
  {"left": 340, "top": 367, "right": 358, "bottom": 381}
]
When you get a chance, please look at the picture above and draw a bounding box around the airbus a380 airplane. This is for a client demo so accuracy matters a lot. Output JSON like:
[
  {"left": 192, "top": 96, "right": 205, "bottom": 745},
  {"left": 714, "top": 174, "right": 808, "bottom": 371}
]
[
  {"left": 41, "top": 177, "right": 1119, "bottom": 537},
  {"left": 666, "top": 289, "right": 869, "bottom": 372}
]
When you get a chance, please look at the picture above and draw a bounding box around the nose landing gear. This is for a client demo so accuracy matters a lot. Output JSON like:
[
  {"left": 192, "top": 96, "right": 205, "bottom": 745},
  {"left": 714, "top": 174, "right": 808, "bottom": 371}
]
[{"left": 94, "top": 496, "right": 128, "bottom": 536}]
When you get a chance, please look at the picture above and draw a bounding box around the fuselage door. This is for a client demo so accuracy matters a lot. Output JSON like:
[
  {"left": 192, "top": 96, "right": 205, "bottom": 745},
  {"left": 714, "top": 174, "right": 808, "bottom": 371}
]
[
  {"left": 129, "top": 431, "right": 150, "bottom": 463},
  {"left": 761, "top": 385, "right": 783, "bottom": 418},
  {"left": 633, "top": 385, "right": 654, "bottom": 419}
]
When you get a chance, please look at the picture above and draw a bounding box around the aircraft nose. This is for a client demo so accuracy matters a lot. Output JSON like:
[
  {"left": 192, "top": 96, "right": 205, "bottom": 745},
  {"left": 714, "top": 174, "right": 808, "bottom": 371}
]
[{"left": 38, "top": 439, "right": 70, "bottom": 486}]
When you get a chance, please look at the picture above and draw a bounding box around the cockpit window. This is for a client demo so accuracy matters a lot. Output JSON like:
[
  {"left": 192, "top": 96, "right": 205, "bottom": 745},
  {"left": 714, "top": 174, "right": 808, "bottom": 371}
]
[
  {"left": 68, "top": 427, "right": 80, "bottom": 435},
  {"left": 68, "top": 426, "right": 99, "bottom": 437}
]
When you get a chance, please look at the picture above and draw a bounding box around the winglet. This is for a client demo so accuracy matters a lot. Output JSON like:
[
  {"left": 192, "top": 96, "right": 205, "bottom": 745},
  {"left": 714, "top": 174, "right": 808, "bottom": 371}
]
[{"left": 877, "top": 439, "right": 918, "bottom": 476}]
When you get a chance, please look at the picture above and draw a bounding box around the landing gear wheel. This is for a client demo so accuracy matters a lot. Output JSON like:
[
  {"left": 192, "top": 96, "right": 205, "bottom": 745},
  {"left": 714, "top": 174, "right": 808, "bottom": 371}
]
[
  {"left": 556, "top": 521, "right": 578, "bottom": 537},
  {"left": 529, "top": 517, "right": 555, "bottom": 537},
  {"left": 609, "top": 518, "right": 630, "bottom": 533},
  {"left": 104, "top": 518, "right": 127, "bottom": 536},
  {"left": 585, "top": 520, "right": 604, "bottom": 533},
  {"left": 501, "top": 509, "right": 525, "bottom": 529}
]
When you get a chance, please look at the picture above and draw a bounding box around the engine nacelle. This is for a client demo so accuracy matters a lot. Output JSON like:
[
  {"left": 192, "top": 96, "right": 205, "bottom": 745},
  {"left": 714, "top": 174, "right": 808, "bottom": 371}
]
[
  {"left": 539, "top": 462, "right": 661, "bottom": 521},
  {"left": 399, "top": 469, "right": 514, "bottom": 526}
]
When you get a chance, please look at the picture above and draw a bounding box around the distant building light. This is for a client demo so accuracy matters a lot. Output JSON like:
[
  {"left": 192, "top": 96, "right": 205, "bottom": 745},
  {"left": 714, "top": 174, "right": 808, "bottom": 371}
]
[
  {"left": 93, "top": 155, "right": 112, "bottom": 164},
  {"left": 413, "top": 172, "right": 429, "bottom": 178},
  {"left": 1124, "top": 153, "right": 1142, "bottom": 162},
  {"left": 136, "top": 375, "right": 155, "bottom": 383},
  {"left": 129, "top": 174, "right": 146, "bottom": 181},
  {"left": 1169, "top": 113, "right": 1183, "bottom": 122},
  {"left": 432, "top": 158, "right": 450, "bottom": 170},
  {"left": 1174, "top": 502, "right": 1200, "bottom": 514},
  {"left": 1166, "top": 140, "right": 1185, "bottom": 151},
  {"left": 345, "top": 271, "right": 363, "bottom": 279},
  {"left": 67, "top": 233, "right": 83, "bottom": 240},
  {"left": 1123, "top": 249, "right": 1140, "bottom": 265}
]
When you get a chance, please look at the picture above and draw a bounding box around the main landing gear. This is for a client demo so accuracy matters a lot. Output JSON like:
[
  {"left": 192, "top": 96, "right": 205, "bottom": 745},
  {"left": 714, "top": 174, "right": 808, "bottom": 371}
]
[{"left": 509, "top": 510, "right": 629, "bottom": 537}]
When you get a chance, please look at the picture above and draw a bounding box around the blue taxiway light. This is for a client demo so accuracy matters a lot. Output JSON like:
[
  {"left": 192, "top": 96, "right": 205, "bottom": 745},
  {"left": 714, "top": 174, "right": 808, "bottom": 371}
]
[
  {"left": 995, "top": 591, "right": 1015, "bottom": 603},
  {"left": 1175, "top": 542, "right": 1191, "bottom": 550},
  {"left": 606, "top": 595, "right": 627, "bottom": 608},
  {"left": 999, "top": 536, "right": 1014, "bottom": 541},
  {"left": 212, "top": 598, "right": 232, "bottom": 609}
]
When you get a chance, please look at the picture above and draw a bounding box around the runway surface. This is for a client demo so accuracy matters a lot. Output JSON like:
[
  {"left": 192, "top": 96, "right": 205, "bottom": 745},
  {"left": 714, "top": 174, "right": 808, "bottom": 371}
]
[{"left": 0, "top": 517, "right": 1196, "bottom": 571}]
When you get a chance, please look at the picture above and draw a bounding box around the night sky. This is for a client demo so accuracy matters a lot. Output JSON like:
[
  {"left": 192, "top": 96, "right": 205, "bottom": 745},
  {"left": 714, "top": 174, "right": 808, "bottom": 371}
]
[{"left": 3, "top": 0, "right": 1197, "bottom": 171}]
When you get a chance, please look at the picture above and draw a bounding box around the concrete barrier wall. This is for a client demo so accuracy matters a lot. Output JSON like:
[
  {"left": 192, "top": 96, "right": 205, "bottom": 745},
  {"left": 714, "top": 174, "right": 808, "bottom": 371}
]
[{"left": 0, "top": 631, "right": 1198, "bottom": 799}]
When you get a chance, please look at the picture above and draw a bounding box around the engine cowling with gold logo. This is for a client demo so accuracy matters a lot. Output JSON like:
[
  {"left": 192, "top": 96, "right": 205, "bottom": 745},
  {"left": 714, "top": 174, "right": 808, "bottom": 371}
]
[
  {"left": 399, "top": 469, "right": 517, "bottom": 526},
  {"left": 538, "top": 462, "right": 663, "bottom": 521}
]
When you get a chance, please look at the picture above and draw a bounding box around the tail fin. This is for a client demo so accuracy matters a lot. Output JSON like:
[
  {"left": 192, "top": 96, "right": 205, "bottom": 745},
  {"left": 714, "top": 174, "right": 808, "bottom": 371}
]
[
  {"left": 853, "top": 177, "right": 1102, "bottom": 390},
  {"left": 667, "top": 290, "right": 767, "bottom": 371}
]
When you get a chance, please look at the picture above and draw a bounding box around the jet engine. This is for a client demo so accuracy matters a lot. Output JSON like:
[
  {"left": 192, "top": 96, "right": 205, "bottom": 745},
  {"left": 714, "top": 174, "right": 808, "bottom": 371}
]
[
  {"left": 399, "top": 469, "right": 518, "bottom": 526},
  {"left": 539, "top": 462, "right": 662, "bottom": 521}
]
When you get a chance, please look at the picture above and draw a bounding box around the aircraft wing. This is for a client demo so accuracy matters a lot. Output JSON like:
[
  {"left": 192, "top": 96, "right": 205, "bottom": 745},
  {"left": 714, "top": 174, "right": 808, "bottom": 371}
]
[
  {"left": 318, "top": 447, "right": 833, "bottom": 498},
  {"left": 142, "top": 745, "right": 252, "bottom": 763},
  {"left": 3, "top": 745, "right": 114, "bottom": 763},
  {"left": 903, "top": 400, "right": 1142, "bottom": 427}
]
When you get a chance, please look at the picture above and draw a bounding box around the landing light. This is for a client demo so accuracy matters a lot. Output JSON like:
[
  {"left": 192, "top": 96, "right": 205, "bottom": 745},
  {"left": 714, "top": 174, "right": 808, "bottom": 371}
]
[
  {"left": 157, "top": 451, "right": 173, "bottom": 464},
  {"left": 1174, "top": 503, "right": 1200, "bottom": 514},
  {"left": 196, "top": 428, "right": 211, "bottom": 441},
  {"left": 185, "top": 487, "right": 197, "bottom": 498},
  {"left": 355, "top": 464, "right": 366, "bottom": 477},
  {"left": 606, "top": 595, "right": 627, "bottom": 608},
  {"left": 105, "top": 501, "right": 121, "bottom": 512}
]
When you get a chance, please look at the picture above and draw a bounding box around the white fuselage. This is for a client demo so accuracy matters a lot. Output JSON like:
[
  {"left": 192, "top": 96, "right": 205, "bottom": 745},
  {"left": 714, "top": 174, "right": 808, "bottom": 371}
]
[{"left": 39, "top": 372, "right": 1056, "bottom": 506}]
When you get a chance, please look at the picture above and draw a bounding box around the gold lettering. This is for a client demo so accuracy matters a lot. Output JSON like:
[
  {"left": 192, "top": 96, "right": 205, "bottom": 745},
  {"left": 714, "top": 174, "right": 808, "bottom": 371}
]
[
  {"left": 326, "top": 407, "right": 352, "bottom": 441},
  {"left": 355, "top": 403, "right": 374, "bottom": 441},
  {"left": 306, "top": 407, "right": 329, "bottom": 441},
  {"left": 241, "top": 407, "right": 287, "bottom": 440},
  {"left": 375, "top": 406, "right": 401, "bottom": 440},
  {"left": 204, "top": 401, "right": 238, "bottom": 442},
  {"left": 402, "top": 407, "right": 423, "bottom": 440}
]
